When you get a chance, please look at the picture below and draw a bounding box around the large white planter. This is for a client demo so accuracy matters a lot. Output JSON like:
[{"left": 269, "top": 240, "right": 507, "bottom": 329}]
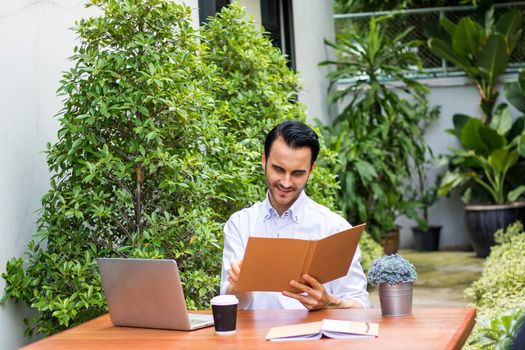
[{"left": 378, "top": 282, "right": 413, "bottom": 317}]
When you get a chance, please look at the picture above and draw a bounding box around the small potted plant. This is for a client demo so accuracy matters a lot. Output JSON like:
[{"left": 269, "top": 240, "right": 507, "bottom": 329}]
[
  {"left": 368, "top": 254, "right": 417, "bottom": 317},
  {"left": 408, "top": 162, "right": 442, "bottom": 251}
]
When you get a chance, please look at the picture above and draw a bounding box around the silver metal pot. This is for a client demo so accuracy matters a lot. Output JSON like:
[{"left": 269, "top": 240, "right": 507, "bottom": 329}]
[{"left": 378, "top": 282, "right": 413, "bottom": 317}]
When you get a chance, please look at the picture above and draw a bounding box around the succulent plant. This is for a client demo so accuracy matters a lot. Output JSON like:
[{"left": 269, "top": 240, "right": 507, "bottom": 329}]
[{"left": 368, "top": 254, "right": 417, "bottom": 285}]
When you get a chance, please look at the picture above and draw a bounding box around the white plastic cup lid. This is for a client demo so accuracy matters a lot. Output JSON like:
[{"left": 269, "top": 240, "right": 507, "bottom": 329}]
[{"left": 211, "top": 295, "right": 239, "bottom": 306}]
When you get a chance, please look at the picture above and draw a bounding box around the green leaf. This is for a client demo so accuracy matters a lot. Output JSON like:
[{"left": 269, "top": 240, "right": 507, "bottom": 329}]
[
  {"left": 508, "top": 185, "right": 525, "bottom": 202},
  {"left": 451, "top": 114, "right": 473, "bottom": 138},
  {"left": 354, "top": 160, "right": 378, "bottom": 184},
  {"left": 494, "top": 10, "right": 522, "bottom": 50},
  {"left": 438, "top": 171, "right": 470, "bottom": 197},
  {"left": 507, "top": 117, "right": 525, "bottom": 142},
  {"left": 452, "top": 17, "right": 484, "bottom": 58},
  {"left": 517, "top": 135, "right": 525, "bottom": 157},
  {"left": 440, "top": 17, "right": 458, "bottom": 37},
  {"left": 489, "top": 104, "right": 512, "bottom": 135},
  {"left": 428, "top": 38, "right": 475, "bottom": 76},
  {"left": 460, "top": 118, "right": 505, "bottom": 154},
  {"left": 344, "top": 172, "right": 356, "bottom": 199},
  {"left": 477, "top": 34, "right": 510, "bottom": 88},
  {"left": 504, "top": 80, "right": 525, "bottom": 114},
  {"left": 488, "top": 148, "right": 518, "bottom": 174}
]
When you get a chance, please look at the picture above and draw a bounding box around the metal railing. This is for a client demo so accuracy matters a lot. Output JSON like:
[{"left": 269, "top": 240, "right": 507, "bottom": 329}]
[{"left": 333, "top": 2, "right": 525, "bottom": 79}]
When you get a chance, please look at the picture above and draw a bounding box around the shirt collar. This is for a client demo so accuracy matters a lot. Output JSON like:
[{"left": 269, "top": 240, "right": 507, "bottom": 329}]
[{"left": 263, "top": 191, "right": 306, "bottom": 224}]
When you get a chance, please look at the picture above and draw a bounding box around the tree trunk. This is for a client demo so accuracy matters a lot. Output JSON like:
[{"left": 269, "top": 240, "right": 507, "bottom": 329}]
[{"left": 135, "top": 163, "right": 143, "bottom": 239}]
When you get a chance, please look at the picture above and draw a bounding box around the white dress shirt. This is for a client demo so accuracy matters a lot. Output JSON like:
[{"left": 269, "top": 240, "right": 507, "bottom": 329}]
[{"left": 220, "top": 191, "right": 370, "bottom": 309}]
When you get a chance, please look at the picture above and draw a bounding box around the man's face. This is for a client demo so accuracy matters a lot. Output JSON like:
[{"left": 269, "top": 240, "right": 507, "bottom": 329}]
[{"left": 262, "top": 136, "right": 315, "bottom": 215}]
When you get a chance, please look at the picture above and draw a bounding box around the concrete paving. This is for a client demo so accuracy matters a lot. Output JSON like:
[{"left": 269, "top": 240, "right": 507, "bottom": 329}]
[{"left": 368, "top": 249, "right": 484, "bottom": 308}]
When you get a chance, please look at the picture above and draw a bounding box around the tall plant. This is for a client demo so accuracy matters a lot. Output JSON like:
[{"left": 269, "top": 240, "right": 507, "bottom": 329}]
[
  {"left": 427, "top": 5, "right": 522, "bottom": 122},
  {"left": 427, "top": 4, "right": 525, "bottom": 205},
  {"left": 438, "top": 72, "right": 525, "bottom": 204},
  {"left": 320, "top": 16, "right": 439, "bottom": 241}
]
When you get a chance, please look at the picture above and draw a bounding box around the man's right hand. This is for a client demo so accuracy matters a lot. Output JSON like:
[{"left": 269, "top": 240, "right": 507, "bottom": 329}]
[{"left": 226, "top": 259, "right": 243, "bottom": 294}]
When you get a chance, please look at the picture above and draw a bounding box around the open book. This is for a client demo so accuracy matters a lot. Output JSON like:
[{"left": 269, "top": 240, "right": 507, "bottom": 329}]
[
  {"left": 265, "top": 319, "right": 379, "bottom": 341},
  {"left": 236, "top": 223, "right": 366, "bottom": 292}
]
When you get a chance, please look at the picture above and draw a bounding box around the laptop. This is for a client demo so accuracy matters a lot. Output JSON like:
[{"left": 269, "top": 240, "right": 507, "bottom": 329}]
[{"left": 97, "top": 258, "right": 214, "bottom": 331}]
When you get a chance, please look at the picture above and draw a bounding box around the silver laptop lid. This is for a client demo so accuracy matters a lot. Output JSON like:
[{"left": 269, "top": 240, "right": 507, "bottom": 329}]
[{"left": 98, "top": 258, "right": 195, "bottom": 330}]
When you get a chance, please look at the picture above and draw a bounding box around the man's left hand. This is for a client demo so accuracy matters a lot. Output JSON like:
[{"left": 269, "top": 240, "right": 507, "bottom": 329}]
[
  {"left": 282, "top": 274, "right": 336, "bottom": 310},
  {"left": 283, "top": 274, "right": 364, "bottom": 310}
]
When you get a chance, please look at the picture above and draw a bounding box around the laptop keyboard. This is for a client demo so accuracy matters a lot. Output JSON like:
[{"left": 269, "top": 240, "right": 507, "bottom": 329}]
[{"left": 188, "top": 314, "right": 214, "bottom": 325}]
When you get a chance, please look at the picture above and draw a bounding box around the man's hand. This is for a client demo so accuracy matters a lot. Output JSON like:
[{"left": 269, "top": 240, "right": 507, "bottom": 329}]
[
  {"left": 225, "top": 260, "right": 253, "bottom": 309},
  {"left": 225, "top": 260, "right": 243, "bottom": 294},
  {"left": 282, "top": 274, "right": 363, "bottom": 310}
]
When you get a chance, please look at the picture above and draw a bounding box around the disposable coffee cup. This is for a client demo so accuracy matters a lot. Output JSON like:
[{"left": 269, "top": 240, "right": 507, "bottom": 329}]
[{"left": 211, "top": 295, "right": 239, "bottom": 335}]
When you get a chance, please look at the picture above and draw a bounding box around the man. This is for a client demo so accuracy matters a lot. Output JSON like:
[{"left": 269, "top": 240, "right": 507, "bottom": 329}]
[{"left": 220, "top": 120, "right": 369, "bottom": 310}]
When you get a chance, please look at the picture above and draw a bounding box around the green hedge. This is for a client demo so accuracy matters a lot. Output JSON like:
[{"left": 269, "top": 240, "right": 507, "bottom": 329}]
[{"left": 464, "top": 221, "right": 525, "bottom": 349}]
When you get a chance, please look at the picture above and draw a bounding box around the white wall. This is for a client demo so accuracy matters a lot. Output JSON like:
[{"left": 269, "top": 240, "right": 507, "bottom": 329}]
[
  {"left": 184, "top": 0, "right": 200, "bottom": 28},
  {"left": 292, "top": 0, "right": 335, "bottom": 124},
  {"left": 240, "top": 0, "right": 262, "bottom": 26},
  {"left": 0, "top": 2, "right": 97, "bottom": 348}
]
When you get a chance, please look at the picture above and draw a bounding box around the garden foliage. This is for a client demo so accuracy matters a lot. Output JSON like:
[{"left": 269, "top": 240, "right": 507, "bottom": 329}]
[
  {"left": 427, "top": 5, "right": 522, "bottom": 122},
  {"left": 465, "top": 221, "right": 525, "bottom": 349},
  {"left": 320, "top": 16, "right": 439, "bottom": 241},
  {"left": 1, "top": 0, "right": 381, "bottom": 338},
  {"left": 429, "top": 6, "right": 525, "bottom": 205}
]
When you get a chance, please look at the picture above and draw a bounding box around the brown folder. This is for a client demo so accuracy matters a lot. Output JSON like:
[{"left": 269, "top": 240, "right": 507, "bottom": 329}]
[{"left": 235, "top": 223, "right": 366, "bottom": 292}]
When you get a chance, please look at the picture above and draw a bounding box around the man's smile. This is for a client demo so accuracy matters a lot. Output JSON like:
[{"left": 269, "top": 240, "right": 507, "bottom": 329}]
[{"left": 276, "top": 185, "right": 293, "bottom": 195}]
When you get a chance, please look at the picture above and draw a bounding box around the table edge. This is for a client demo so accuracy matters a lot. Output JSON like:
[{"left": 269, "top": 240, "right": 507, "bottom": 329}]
[{"left": 445, "top": 307, "right": 477, "bottom": 350}]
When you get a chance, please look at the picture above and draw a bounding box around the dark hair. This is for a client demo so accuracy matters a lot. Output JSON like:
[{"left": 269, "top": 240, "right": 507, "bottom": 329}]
[{"left": 264, "top": 121, "right": 320, "bottom": 166}]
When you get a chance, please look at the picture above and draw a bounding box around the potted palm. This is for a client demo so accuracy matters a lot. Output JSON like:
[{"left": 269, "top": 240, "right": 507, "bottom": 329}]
[
  {"left": 438, "top": 102, "right": 525, "bottom": 257},
  {"left": 428, "top": 6, "right": 525, "bottom": 257},
  {"left": 368, "top": 254, "right": 417, "bottom": 317}
]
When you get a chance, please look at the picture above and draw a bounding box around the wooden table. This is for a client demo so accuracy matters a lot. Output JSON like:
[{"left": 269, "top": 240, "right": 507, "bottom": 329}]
[{"left": 21, "top": 308, "right": 476, "bottom": 350}]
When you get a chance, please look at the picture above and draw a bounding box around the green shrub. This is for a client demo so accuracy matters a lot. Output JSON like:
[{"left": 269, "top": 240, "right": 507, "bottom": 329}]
[
  {"left": 465, "top": 222, "right": 525, "bottom": 312},
  {"left": 464, "top": 221, "right": 525, "bottom": 349},
  {"left": 475, "top": 310, "right": 525, "bottom": 350},
  {"left": 359, "top": 231, "right": 384, "bottom": 274},
  {"left": 201, "top": 2, "right": 340, "bottom": 212},
  {"left": 2, "top": 0, "right": 222, "bottom": 337}
]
